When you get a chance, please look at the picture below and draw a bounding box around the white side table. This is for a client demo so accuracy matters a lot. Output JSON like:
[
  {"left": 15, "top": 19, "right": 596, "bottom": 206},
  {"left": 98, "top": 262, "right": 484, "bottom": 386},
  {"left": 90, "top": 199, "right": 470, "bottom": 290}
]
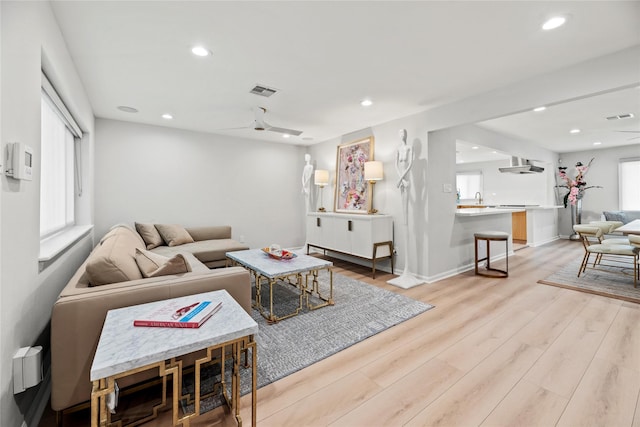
[{"left": 90, "top": 290, "right": 258, "bottom": 426}]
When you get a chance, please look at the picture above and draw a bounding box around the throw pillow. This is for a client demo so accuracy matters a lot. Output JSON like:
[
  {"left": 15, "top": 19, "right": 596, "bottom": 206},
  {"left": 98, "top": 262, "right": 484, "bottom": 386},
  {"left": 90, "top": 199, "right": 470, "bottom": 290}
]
[
  {"left": 155, "top": 224, "right": 195, "bottom": 247},
  {"left": 603, "top": 211, "right": 627, "bottom": 223},
  {"left": 135, "top": 248, "right": 192, "bottom": 278},
  {"left": 135, "top": 222, "right": 164, "bottom": 249},
  {"left": 135, "top": 248, "right": 169, "bottom": 276}
]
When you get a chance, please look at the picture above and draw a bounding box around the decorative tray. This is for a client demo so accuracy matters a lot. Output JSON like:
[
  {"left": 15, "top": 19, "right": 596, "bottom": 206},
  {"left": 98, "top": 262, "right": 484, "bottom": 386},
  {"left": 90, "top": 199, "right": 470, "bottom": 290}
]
[{"left": 262, "top": 247, "right": 297, "bottom": 260}]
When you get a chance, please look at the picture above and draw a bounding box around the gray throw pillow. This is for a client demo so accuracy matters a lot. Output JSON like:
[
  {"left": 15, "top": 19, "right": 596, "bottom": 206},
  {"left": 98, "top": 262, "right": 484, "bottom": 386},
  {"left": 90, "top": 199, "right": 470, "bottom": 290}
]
[{"left": 603, "top": 211, "right": 627, "bottom": 223}]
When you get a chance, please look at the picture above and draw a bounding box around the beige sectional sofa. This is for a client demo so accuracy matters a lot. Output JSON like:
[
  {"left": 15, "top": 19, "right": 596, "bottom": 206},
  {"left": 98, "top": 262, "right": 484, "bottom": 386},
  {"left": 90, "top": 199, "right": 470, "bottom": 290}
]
[{"left": 50, "top": 224, "right": 250, "bottom": 412}]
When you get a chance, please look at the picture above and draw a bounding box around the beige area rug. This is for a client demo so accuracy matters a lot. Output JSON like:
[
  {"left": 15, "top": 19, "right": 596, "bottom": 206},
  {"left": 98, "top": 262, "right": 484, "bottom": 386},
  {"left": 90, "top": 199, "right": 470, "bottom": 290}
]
[{"left": 538, "top": 255, "right": 639, "bottom": 304}]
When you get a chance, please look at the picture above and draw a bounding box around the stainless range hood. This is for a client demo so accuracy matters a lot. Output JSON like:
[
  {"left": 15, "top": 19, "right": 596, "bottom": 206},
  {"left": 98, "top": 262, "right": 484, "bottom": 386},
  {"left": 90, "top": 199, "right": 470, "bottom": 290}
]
[{"left": 499, "top": 157, "right": 544, "bottom": 174}]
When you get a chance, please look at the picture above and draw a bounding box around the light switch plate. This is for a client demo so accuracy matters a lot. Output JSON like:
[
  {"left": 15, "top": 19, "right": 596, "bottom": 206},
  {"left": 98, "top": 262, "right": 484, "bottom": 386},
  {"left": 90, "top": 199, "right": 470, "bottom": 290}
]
[{"left": 443, "top": 183, "right": 452, "bottom": 193}]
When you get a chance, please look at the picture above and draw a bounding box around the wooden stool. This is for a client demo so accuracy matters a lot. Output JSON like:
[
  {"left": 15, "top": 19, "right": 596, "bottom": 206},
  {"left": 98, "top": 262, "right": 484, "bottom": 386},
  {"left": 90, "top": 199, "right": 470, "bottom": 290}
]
[{"left": 474, "top": 231, "right": 509, "bottom": 277}]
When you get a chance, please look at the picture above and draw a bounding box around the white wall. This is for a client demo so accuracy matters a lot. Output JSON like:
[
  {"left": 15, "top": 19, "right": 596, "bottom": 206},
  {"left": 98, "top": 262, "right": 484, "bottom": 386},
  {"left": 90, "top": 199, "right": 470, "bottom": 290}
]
[
  {"left": 458, "top": 158, "right": 549, "bottom": 206},
  {"left": 556, "top": 144, "right": 640, "bottom": 236},
  {"left": 0, "top": 2, "right": 95, "bottom": 426},
  {"left": 310, "top": 47, "right": 639, "bottom": 282},
  {"left": 94, "top": 119, "right": 307, "bottom": 250},
  {"left": 308, "top": 112, "right": 430, "bottom": 278},
  {"left": 452, "top": 123, "right": 557, "bottom": 206}
]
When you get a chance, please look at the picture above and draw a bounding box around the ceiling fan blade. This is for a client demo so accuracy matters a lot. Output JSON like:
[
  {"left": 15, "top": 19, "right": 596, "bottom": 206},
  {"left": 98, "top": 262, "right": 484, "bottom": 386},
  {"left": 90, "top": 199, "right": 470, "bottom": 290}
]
[
  {"left": 215, "top": 126, "right": 251, "bottom": 131},
  {"left": 267, "top": 126, "right": 303, "bottom": 136}
]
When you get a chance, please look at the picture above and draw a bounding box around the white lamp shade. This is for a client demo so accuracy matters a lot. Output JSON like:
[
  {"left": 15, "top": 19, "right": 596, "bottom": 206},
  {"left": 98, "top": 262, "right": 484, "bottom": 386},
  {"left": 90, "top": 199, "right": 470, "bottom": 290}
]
[
  {"left": 364, "top": 161, "right": 383, "bottom": 181},
  {"left": 314, "top": 170, "right": 329, "bottom": 186}
]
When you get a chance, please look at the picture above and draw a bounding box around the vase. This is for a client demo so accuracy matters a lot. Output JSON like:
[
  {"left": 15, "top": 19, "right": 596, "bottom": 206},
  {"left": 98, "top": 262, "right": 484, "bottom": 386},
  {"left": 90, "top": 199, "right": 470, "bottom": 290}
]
[{"left": 569, "top": 197, "right": 583, "bottom": 240}]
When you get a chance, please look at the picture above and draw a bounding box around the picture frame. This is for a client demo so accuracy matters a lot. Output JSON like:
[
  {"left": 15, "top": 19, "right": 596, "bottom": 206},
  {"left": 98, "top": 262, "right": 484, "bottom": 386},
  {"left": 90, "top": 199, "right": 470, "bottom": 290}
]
[{"left": 334, "top": 136, "right": 374, "bottom": 214}]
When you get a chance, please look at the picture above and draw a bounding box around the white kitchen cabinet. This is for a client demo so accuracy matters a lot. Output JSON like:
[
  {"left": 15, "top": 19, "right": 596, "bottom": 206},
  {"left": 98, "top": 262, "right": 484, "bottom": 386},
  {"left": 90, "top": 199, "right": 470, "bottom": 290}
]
[{"left": 306, "top": 213, "right": 393, "bottom": 278}]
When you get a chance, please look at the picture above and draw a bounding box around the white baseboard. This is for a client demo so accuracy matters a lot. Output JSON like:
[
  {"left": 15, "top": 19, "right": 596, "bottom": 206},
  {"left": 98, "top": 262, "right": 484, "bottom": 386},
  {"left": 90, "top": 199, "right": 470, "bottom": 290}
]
[
  {"left": 425, "top": 252, "right": 511, "bottom": 283},
  {"left": 528, "top": 236, "right": 560, "bottom": 247}
]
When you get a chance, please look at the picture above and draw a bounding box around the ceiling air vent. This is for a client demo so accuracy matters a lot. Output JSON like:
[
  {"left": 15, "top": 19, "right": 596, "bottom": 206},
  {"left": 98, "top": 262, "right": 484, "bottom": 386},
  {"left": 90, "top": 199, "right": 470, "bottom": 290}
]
[
  {"left": 606, "top": 113, "right": 635, "bottom": 120},
  {"left": 249, "top": 85, "right": 278, "bottom": 97}
]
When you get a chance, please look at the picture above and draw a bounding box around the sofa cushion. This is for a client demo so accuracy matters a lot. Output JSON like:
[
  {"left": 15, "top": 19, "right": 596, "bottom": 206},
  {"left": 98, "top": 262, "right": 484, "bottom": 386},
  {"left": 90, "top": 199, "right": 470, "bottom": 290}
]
[
  {"left": 185, "top": 226, "right": 232, "bottom": 241},
  {"left": 135, "top": 249, "right": 192, "bottom": 278},
  {"left": 151, "top": 239, "right": 248, "bottom": 264},
  {"left": 155, "top": 224, "right": 195, "bottom": 247},
  {"left": 135, "top": 222, "right": 164, "bottom": 249},
  {"left": 178, "top": 252, "right": 212, "bottom": 274},
  {"left": 86, "top": 227, "right": 145, "bottom": 286}
]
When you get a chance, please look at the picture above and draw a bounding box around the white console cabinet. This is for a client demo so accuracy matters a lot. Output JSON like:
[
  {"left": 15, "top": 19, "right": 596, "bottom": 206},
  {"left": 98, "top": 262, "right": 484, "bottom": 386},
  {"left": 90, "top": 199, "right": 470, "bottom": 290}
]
[{"left": 306, "top": 213, "right": 393, "bottom": 278}]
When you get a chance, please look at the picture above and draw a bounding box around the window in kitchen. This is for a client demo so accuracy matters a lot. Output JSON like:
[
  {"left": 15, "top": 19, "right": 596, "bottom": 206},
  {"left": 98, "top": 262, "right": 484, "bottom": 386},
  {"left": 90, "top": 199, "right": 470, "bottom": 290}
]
[
  {"left": 619, "top": 157, "right": 640, "bottom": 209},
  {"left": 456, "top": 171, "right": 483, "bottom": 201}
]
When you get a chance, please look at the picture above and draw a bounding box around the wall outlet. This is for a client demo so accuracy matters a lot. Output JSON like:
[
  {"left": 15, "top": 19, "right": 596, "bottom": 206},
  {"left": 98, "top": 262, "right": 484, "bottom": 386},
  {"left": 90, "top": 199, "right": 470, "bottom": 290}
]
[
  {"left": 443, "top": 183, "right": 452, "bottom": 193},
  {"left": 240, "top": 235, "right": 245, "bottom": 243}
]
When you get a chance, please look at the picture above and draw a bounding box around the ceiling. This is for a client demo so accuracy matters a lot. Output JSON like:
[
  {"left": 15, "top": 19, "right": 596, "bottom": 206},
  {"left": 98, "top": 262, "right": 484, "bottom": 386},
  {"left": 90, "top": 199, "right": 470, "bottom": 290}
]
[
  {"left": 477, "top": 85, "right": 640, "bottom": 153},
  {"left": 49, "top": 1, "right": 640, "bottom": 147},
  {"left": 458, "top": 85, "right": 640, "bottom": 163}
]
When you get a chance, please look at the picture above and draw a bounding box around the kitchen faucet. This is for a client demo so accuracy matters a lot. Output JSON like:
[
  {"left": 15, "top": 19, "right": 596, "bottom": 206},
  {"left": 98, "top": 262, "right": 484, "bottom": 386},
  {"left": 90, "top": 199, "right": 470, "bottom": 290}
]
[{"left": 475, "top": 191, "right": 483, "bottom": 205}]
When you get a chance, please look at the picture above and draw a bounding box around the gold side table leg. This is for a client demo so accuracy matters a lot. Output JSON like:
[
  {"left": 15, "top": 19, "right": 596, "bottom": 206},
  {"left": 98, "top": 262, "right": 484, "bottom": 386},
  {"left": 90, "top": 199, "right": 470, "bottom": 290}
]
[
  {"left": 250, "top": 336, "right": 257, "bottom": 426},
  {"left": 233, "top": 341, "right": 242, "bottom": 426}
]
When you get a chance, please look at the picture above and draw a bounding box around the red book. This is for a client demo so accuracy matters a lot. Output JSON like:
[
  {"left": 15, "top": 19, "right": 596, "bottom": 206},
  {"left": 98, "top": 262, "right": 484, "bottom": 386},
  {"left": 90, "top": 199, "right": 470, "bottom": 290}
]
[{"left": 133, "top": 300, "right": 222, "bottom": 328}]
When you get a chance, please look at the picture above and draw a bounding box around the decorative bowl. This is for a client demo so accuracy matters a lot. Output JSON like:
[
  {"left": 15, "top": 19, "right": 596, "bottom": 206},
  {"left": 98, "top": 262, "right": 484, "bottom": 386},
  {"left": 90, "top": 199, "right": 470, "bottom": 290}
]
[{"left": 262, "top": 247, "right": 297, "bottom": 260}]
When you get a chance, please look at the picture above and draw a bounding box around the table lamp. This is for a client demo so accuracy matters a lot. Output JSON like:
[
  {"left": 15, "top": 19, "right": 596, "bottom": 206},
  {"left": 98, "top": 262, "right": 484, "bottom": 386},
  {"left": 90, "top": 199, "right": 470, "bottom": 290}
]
[
  {"left": 364, "top": 161, "right": 383, "bottom": 214},
  {"left": 314, "top": 170, "right": 329, "bottom": 212}
]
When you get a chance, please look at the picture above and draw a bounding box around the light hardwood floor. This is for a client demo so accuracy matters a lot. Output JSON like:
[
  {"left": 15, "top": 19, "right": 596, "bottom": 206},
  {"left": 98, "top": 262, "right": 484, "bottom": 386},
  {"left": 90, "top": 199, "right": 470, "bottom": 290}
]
[{"left": 41, "top": 239, "right": 640, "bottom": 426}]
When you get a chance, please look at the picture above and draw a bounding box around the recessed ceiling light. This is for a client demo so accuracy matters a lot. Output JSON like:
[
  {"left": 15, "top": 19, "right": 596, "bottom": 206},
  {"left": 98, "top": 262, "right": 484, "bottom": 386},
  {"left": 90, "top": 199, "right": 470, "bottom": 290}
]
[
  {"left": 282, "top": 134, "right": 291, "bottom": 138},
  {"left": 593, "top": 141, "right": 602, "bottom": 145},
  {"left": 533, "top": 106, "right": 546, "bottom": 112},
  {"left": 360, "top": 99, "right": 373, "bottom": 107},
  {"left": 117, "top": 106, "right": 138, "bottom": 113},
  {"left": 570, "top": 128, "right": 581, "bottom": 134},
  {"left": 472, "top": 146, "right": 479, "bottom": 150},
  {"left": 542, "top": 16, "right": 566, "bottom": 30},
  {"left": 162, "top": 113, "right": 173, "bottom": 120},
  {"left": 191, "top": 46, "right": 211, "bottom": 57}
]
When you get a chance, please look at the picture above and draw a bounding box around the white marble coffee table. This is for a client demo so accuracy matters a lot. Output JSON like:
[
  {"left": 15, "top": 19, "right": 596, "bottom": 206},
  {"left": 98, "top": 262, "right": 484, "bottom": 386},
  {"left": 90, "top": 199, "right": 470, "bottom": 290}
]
[
  {"left": 90, "top": 289, "right": 258, "bottom": 427},
  {"left": 226, "top": 249, "right": 333, "bottom": 323}
]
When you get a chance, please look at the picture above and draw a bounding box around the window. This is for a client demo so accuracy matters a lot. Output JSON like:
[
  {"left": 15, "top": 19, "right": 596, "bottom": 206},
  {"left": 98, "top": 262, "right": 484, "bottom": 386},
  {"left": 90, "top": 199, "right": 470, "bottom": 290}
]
[
  {"left": 619, "top": 158, "right": 640, "bottom": 210},
  {"left": 40, "top": 74, "right": 82, "bottom": 238},
  {"left": 456, "top": 171, "right": 483, "bottom": 200}
]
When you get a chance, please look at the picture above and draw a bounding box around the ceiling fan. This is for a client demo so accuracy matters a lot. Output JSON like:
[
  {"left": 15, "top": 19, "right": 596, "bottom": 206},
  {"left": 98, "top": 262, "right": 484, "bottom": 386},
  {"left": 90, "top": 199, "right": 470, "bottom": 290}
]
[{"left": 221, "top": 107, "right": 303, "bottom": 136}]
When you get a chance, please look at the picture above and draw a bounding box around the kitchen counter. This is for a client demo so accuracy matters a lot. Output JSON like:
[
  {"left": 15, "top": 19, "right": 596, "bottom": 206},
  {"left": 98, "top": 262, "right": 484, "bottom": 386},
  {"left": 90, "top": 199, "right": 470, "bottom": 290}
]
[
  {"left": 455, "top": 205, "right": 561, "bottom": 247},
  {"left": 496, "top": 205, "right": 563, "bottom": 210},
  {"left": 455, "top": 207, "right": 524, "bottom": 217}
]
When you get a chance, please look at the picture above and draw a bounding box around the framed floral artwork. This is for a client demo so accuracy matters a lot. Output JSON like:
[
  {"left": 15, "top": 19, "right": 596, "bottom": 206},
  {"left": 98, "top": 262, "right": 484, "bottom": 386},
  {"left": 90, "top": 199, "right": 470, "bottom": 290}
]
[{"left": 334, "top": 137, "right": 374, "bottom": 213}]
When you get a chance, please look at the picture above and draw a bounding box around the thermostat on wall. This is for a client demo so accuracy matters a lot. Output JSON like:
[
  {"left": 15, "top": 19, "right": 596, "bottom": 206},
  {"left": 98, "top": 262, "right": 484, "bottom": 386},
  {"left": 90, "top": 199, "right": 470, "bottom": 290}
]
[{"left": 6, "top": 142, "right": 33, "bottom": 181}]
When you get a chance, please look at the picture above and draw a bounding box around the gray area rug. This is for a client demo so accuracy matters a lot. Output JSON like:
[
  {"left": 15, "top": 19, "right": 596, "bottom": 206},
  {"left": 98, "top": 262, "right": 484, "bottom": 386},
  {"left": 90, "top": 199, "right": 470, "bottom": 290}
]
[
  {"left": 538, "top": 255, "right": 639, "bottom": 303},
  {"left": 182, "top": 270, "right": 434, "bottom": 413}
]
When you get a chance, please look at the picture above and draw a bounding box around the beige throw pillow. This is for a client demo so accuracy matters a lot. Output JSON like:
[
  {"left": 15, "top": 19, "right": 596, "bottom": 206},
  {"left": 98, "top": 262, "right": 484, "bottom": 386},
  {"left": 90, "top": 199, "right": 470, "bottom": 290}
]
[
  {"left": 135, "top": 222, "right": 164, "bottom": 249},
  {"left": 135, "top": 248, "right": 192, "bottom": 278},
  {"left": 155, "top": 224, "right": 195, "bottom": 247}
]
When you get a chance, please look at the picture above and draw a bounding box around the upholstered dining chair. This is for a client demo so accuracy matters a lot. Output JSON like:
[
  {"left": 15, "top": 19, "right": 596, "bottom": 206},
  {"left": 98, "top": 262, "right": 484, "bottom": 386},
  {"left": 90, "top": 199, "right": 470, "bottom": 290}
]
[
  {"left": 587, "top": 221, "right": 630, "bottom": 245},
  {"left": 573, "top": 225, "right": 639, "bottom": 288}
]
